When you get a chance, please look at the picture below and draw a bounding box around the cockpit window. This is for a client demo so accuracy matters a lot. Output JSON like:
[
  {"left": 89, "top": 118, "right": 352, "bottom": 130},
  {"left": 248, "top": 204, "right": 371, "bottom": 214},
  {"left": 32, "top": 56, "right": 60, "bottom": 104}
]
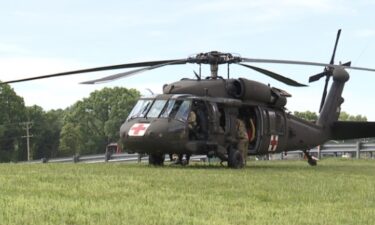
[
  {"left": 127, "top": 99, "right": 153, "bottom": 120},
  {"left": 175, "top": 100, "right": 191, "bottom": 121},
  {"left": 127, "top": 98, "right": 191, "bottom": 121},
  {"left": 160, "top": 100, "right": 177, "bottom": 118},
  {"left": 146, "top": 100, "right": 167, "bottom": 118},
  {"left": 160, "top": 100, "right": 191, "bottom": 121}
]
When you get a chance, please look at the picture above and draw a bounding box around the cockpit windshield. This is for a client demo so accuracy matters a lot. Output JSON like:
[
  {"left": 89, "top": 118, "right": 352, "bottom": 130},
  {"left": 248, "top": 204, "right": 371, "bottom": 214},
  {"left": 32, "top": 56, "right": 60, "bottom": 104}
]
[
  {"left": 128, "top": 98, "right": 191, "bottom": 122},
  {"left": 147, "top": 100, "right": 167, "bottom": 118},
  {"left": 127, "top": 99, "right": 153, "bottom": 120}
]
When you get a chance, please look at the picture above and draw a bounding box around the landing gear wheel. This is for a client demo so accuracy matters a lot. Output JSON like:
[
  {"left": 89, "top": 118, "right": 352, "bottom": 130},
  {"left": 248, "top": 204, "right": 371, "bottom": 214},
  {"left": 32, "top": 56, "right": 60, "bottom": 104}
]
[
  {"left": 149, "top": 153, "right": 165, "bottom": 166},
  {"left": 303, "top": 150, "right": 317, "bottom": 166},
  {"left": 228, "top": 148, "right": 244, "bottom": 169},
  {"left": 308, "top": 158, "right": 317, "bottom": 166},
  {"left": 181, "top": 159, "right": 188, "bottom": 166}
]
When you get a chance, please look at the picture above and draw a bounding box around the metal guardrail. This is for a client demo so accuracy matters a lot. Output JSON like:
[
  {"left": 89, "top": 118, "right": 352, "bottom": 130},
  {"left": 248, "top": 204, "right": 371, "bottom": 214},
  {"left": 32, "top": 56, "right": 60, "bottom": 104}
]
[
  {"left": 285, "top": 142, "right": 375, "bottom": 159},
  {"left": 22, "top": 153, "right": 208, "bottom": 164},
  {"left": 19, "top": 142, "right": 375, "bottom": 164}
]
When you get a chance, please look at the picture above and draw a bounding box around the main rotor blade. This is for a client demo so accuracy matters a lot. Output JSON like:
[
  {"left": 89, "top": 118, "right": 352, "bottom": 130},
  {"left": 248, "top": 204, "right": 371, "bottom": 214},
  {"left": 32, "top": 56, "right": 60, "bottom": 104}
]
[
  {"left": 241, "top": 58, "right": 375, "bottom": 72},
  {"left": 319, "top": 75, "right": 331, "bottom": 112},
  {"left": 341, "top": 61, "right": 351, "bottom": 67},
  {"left": 80, "top": 59, "right": 187, "bottom": 84},
  {"left": 341, "top": 65, "right": 375, "bottom": 72},
  {"left": 239, "top": 63, "right": 307, "bottom": 87},
  {"left": 241, "top": 58, "right": 334, "bottom": 67},
  {"left": 1, "top": 59, "right": 185, "bottom": 84},
  {"left": 330, "top": 29, "right": 341, "bottom": 65}
]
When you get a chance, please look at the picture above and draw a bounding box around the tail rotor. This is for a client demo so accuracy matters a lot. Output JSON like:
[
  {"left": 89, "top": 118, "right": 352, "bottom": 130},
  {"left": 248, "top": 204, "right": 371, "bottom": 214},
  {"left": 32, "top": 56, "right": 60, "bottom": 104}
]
[{"left": 308, "top": 29, "right": 351, "bottom": 112}]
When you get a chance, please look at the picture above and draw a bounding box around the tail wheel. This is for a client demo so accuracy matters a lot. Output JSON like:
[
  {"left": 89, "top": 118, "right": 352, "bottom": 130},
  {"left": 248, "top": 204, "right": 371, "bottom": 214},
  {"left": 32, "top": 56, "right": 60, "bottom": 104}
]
[
  {"left": 228, "top": 148, "right": 244, "bottom": 169},
  {"left": 149, "top": 153, "right": 165, "bottom": 166}
]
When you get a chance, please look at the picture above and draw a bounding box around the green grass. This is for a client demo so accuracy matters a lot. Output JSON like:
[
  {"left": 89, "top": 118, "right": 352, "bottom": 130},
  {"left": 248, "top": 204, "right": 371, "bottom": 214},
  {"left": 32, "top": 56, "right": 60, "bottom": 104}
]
[{"left": 0, "top": 159, "right": 375, "bottom": 225}]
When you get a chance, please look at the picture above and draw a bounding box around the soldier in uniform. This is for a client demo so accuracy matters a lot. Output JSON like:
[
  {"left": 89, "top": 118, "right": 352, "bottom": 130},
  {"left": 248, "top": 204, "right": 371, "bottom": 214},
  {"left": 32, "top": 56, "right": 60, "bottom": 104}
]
[
  {"left": 174, "top": 110, "right": 197, "bottom": 165},
  {"left": 236, "top": 118, "right": 249, "bottom": 165},
  {"left": 188, "top": 110, "right": 197, "bottom": 130}
]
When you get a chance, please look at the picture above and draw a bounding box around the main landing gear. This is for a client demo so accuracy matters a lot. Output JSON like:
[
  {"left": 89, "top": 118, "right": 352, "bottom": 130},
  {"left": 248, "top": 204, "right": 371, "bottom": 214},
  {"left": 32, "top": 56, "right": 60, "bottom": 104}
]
[
  {"left": 228, "top": 148, "right": 244, "bottom": 169},
  {"left": 303, "top": 150, "right": 318, "bottom": 166},
  {"left": 149, "top": 153, "right": 165, "bottom": 166}
]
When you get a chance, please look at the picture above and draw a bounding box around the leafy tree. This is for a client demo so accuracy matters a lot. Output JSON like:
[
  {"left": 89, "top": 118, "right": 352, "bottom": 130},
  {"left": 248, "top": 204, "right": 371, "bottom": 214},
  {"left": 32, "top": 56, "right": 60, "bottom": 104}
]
[
  {"left": 339, "top": 112, "right": 367, "bottom": 121},
  {"left": 293, "top": 111, "right": 318, "bottom": 121},
  {"left": 25, "top": 106, "right": 64, "bottom": 159},
  {"left": 59, "top": 87, "right": 140, "bottom": 156},
  {"left": 0, "top": 83, "right": 27, "bottom": 162},
  {"left": 0, "top": 84, "right": 65, "bottom": 162},
  {"left": 59, "top": 122, "right": 83, "bottom": 156},
  {"left": 294, "top": 111, "right": 367, "bottom": 122},
  {"left": 43, "top": 109, "right": 64, "bottom": 158}
]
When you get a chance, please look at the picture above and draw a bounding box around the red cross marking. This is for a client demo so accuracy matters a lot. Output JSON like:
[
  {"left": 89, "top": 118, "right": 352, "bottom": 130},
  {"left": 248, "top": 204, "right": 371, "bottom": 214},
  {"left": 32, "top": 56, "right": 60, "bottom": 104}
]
[
  {"left": 270, "top": 136, "right": 278, "bottom": 148},
  {"left": 130, "top": 124, "right": 147, "bottom": 135},
  {"left": 268, "top": 135, "right": 279, "bottom": 151}
]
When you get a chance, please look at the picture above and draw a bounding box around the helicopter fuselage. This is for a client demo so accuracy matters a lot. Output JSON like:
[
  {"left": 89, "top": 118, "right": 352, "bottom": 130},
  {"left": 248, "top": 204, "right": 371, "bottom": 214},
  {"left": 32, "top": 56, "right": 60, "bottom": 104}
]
[{"left": 119, "top": 77, "right": 334, "bottom": 159}]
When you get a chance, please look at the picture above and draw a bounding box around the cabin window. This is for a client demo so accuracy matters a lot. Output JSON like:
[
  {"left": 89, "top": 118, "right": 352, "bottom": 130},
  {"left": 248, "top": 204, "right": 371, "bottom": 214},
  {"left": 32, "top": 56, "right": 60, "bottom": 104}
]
[
  {"left": 268, "top": 111, "right": 276, "bottom": 133},
  {"left": 275, "top": 112, "right": 285, "bottom": 134},
  {"left": 267, "top": 110, "right": 285, "bottom": 135},
  {"left": 127, "top": 99, "right": 153, "bottom": 120},
  {"left": 147, "top": 100, "right": 167, "bottom": 118}
]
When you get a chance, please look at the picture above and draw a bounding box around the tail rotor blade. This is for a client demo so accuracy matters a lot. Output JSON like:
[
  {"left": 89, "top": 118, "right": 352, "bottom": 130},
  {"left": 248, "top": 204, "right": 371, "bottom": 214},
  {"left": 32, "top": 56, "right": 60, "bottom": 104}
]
[
  {"left": 330, "top": 29, "right": 341, "bottom": 65},
  {"left": 318, "top": 29, "right": 342, "bottom": 112},
  {"left": 309, "top": 71, "right": 329, "bottom": 83},
  {"left": 319, "top": 75, "right": 331, "bottom": 112}
]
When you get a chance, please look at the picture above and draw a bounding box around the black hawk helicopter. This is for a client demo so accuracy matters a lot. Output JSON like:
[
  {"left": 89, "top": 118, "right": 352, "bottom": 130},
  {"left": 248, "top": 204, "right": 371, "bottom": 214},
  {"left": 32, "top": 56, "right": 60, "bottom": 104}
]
[{"left": 3, "top": 30, "right": 375, "bottom": 168}]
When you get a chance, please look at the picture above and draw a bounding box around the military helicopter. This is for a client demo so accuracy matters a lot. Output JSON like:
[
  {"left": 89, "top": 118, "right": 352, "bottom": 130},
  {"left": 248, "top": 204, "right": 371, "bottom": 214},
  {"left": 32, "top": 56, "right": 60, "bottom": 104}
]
[{"left": 3, "top": 30, "right": 375, "bottom": 168}]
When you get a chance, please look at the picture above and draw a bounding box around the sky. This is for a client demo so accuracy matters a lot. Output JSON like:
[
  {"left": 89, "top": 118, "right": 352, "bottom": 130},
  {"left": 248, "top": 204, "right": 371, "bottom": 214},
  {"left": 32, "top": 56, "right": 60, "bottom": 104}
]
[{"left": 1, "top": 0, "right": 375, "bottom": 119}]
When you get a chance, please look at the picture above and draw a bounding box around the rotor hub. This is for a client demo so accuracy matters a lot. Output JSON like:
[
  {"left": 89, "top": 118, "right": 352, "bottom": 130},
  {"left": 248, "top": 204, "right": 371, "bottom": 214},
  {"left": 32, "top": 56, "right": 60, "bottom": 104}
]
[
  {"left": 189, "top": 51, "right": 242, "bottom": 65},
  {"left": 188, "top": 51, "right": 241, "bottom": 78}
]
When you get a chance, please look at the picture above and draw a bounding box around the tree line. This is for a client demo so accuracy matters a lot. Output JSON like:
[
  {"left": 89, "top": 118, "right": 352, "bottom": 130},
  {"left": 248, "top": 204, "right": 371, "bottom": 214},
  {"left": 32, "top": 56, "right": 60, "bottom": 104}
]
[
  {"left": 0, "top": 83, "right": 139, "bottom": 162},
  {"left": 293, "top": 110, "right": 367, "bottom": 122}
]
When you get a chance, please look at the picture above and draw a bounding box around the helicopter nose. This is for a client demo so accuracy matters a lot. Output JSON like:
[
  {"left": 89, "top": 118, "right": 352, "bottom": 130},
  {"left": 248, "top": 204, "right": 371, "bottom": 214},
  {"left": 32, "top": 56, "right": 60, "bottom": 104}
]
[
  {"left": 126, "top": 123, "right": 151, "bottom": 137},
  {"left": 119, "top": 122, "right": 155, "bottom": 142},
  {"left": 120, "top": 120, "right": 187, "bottom": 153}
]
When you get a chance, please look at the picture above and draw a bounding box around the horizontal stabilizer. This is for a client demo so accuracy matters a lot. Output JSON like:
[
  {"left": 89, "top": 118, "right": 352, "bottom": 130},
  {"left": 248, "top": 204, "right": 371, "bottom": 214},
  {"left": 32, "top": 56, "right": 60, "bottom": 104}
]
[{"left": 331, "top": 121, "right": 375, "bottom": 140}]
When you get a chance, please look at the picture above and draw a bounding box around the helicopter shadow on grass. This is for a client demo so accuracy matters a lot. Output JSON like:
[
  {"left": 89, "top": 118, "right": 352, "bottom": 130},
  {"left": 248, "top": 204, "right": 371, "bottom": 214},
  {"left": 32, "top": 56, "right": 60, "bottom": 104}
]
[
  {"left": 154, "top": 160, "right": 315, "bottom": 171},
  {"left": 150, "top": 163, "right": 229, "bottom": 170}
]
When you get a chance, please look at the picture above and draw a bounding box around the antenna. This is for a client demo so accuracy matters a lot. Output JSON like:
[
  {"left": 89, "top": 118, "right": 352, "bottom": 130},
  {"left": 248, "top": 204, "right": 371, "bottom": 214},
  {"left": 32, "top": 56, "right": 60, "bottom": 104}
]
[{"left": 145, "top": 88, "right": 154, "bottom": 95}]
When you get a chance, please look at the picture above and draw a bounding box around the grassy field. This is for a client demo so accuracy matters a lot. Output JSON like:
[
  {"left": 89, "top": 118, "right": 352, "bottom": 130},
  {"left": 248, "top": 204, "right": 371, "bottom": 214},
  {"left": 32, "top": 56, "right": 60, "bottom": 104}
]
[{"left": 0, "top": 159, "right": 374, "bottom": 225}]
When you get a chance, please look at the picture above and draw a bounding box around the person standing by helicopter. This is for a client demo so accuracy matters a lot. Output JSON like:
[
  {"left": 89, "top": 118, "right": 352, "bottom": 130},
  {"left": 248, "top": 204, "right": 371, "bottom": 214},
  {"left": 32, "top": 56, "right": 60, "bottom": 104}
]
[
  {"left": 184, "top": 106, "right": 197, "bottom": 164},
  {"left": 236, "top": 118, "right": 249, "bottom": 166},
  {"left": 174, "top": 109, "right": 197, "bottom": 165},
  {"left": 188, "top": 110, "right": 197, "bottom": 131}
]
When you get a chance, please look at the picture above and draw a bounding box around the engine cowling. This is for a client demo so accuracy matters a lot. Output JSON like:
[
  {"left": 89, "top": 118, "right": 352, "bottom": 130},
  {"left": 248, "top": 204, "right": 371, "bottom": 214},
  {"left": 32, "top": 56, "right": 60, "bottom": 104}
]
[
  {"left": 227, "top": 78, "right": 288, "bottom": 107},
  {"left": 163, "top": 77, "right": 288, "bottom": 107}
]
